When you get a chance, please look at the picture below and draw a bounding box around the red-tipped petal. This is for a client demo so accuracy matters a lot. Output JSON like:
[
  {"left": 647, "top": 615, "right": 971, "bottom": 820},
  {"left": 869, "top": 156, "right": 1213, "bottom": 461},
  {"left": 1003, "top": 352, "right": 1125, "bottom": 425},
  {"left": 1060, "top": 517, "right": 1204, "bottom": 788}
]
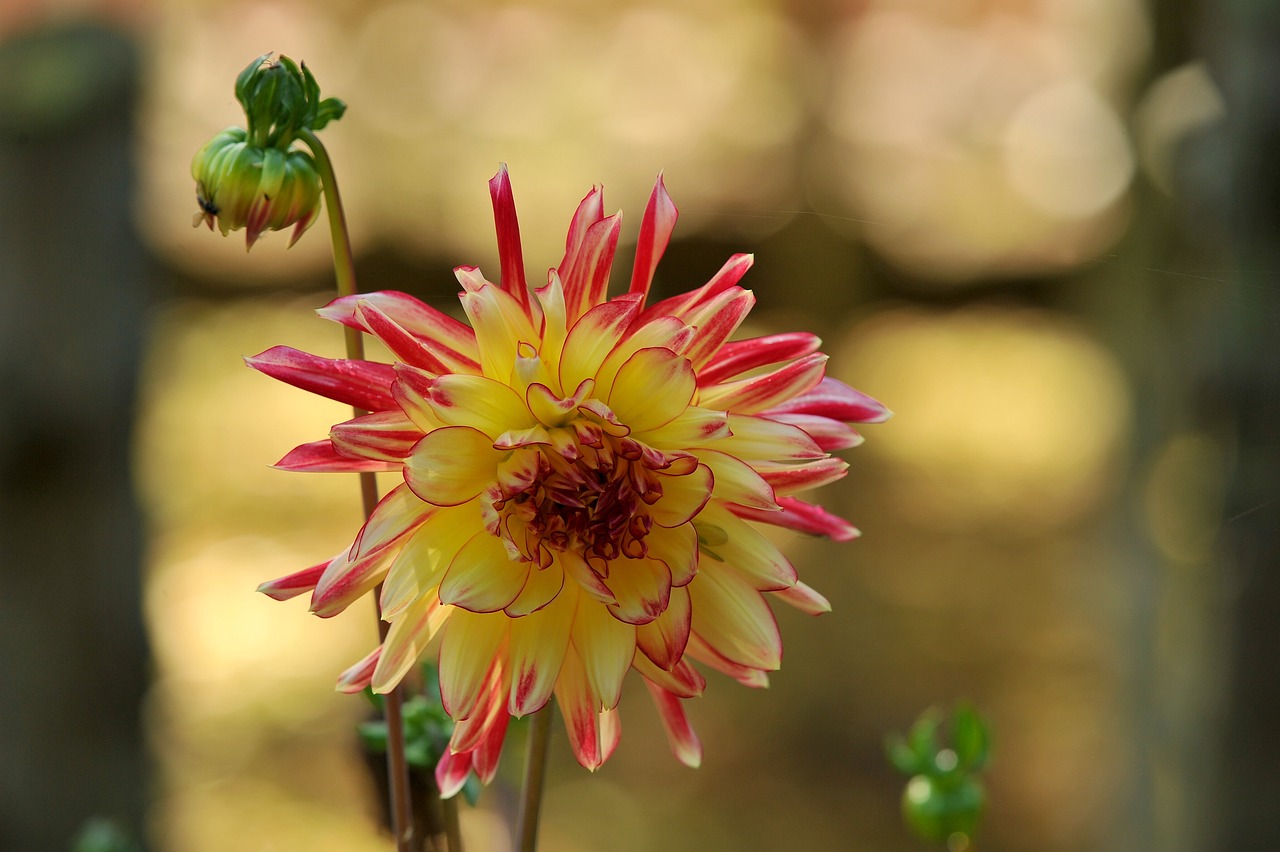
[
  {"left": 257, "top": 560, "right": 327, "bottom": 601},
  {"left": 246, "top": 346, "right": 396, "bottom": 412},
  {"left": 330, "top": 410, "right": 422, "bottom": 462},
  {"left": 272, "top": 440, "right": 399, "bottom": 473},
  {"left": 644, "top": 681, "right": 702, "bottom": 768},
  {"left": 318, "top": 291, "right": 480, "bottom": 373},
  {"left": 763, "top": 377, "right": 891, "bottom": 424},
  {"left": 757, "top": 456, "right": 849, "bottom": 495},
  {"left": 698, "top": 332, "right": 823, "bottom": 385},
  {"left": 489, "top": 164, "right": 531, "bottom": 315},
  {"left": 698, "top": 352, "right": 827, "bottom": 415},
  {"left": 772, "top": 580, "right": 832, "bottom": 615},
  {"left": 562, "top": 213, "right": 621, "bottom": 323},
  {"left": 335, "top": 646, "right": 382, "bottom": 694},
  {"left": 628, "top": 174, "right": 678, "bottom": 303},
  {"left": 730, "top": 496, "right": 860, "bottom": 541}
]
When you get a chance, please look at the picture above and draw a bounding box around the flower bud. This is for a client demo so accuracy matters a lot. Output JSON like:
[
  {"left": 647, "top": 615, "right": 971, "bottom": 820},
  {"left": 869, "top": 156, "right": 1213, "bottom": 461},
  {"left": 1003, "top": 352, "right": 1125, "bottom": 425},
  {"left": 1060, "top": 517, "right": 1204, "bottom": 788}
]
[{"left": 191, "top": 125, "right": 322, "bottom": 249}]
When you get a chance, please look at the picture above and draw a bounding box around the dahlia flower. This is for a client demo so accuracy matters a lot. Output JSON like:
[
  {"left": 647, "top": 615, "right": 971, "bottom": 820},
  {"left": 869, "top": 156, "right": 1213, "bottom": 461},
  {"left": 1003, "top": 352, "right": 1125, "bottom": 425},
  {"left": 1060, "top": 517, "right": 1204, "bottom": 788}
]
[{"left": 250, "top": 167, "right": 888, "bottom": 795}]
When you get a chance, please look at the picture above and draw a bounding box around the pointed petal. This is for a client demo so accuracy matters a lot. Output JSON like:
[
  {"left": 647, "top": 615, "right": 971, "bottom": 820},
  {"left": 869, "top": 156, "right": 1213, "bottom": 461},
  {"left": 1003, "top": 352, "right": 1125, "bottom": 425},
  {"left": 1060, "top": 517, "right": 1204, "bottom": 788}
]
[
  {"left": 336, "top": 646, "right": 382, "bottom": 694},
  {"left": 458, "top": 273, "right": 540, "bottom": 382},
  {"left": 507, "top": 585, "right": 578, "bottom": 716},
  {"left": 330, "top": 410, "right": 422, "bottom": 462},
  {"left": 697, "top": 353, "right": 827, "bottom": 414},
  {"left": 572, "top": 600, "right": 636, "bottom": 710},
  {"left": 554, "top": 644, "right": 604, "bottom": 770},
  {"left": 562, "top": 212, "right": 621, "bottom": 323},
  {"left": 640, "top": 253, "right": 754, "bottom": 324},
  {"left": 257, "top": 560, "right": 327, "bottom": 601},
  {"left": 435, "top": 748, "right": 474, "bottom": 800},
  {"left": 688, "top": 566, "right": 782, "bottom": 670},
  {"left": 318, "top": 291, "right": 480, "bottom": 372},
  {"left": 628, "top": 174, "right": 678, "bottom": 302},
  {"left": 766, "top": 413, "right": 865, "bottom": 451},
  {"left": 633, "top": 652, "right": 706, "bottom": 698},
  {"left": 644, "top": 681, "right": 702, "bottom": 768},
  {"left": 353, "top": 483, "right": 430, "bottom": 560},
  {"left": 641, "top": 405, "right": 731, "bottom": 450},
  {"left": 685, "top": 631, "right": 771, "bottom": 688},
  {"left": 729, "top": 496, "right": 860, "bottom": 541},
  {"left": 762, "top": 376, "right": 892, "bottom": 424},
  {"left": 489, "top": 164, "right": 532, "bottom": 314},
  {"left": 698, "top": 332, "right": 823, "bottom": 385},
  {"left": 379, "top": 508, "right": 469, "bottom": 619},
  {"left": 561, "top": 550, "right": 618, "bottom": 606},
  {"left": 716, "top": 414, "right": 825, "bottom": 461},
  {"left": 772, "top": 580, "right": 832, "bottom": 615},
  {"left": 680, "top": 288, "right": 757, "bottom": 370},
  {"left": 371, "top": 595, "right": 448, "bottom": 693},
  {"left": 311, "top": 543, "right": 400, "bottom": 617},
  {"left": 695, "top": 449, "right": 778, "bottom": 511},
  {"left": 756, "top": 457, "right": 849, "bottom": 495},
  {"left": 696, "top": 503, "right": 797, "bottom": 591},
  {"left": 273, "top": 440, "right": 399, "bottom": 473},
  {"left": 438, "top": 608, "right": 508, "bottom": 719},
  {"left": 245, "top": 346, "right": 396, "bottom": 412}
]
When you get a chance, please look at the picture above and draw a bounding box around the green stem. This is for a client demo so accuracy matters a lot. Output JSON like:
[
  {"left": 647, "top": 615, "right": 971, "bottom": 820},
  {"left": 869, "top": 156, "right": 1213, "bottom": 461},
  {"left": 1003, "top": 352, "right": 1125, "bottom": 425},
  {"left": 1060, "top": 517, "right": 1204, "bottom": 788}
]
[
  {"left": 298, "top": 127, "right": 417, "bottom": 852},
  {"left": 442, "top": 795, "right": 463, "bottom": 852},
  {"left": 517, "top": 706, "right": 554, "bottom": 852}
]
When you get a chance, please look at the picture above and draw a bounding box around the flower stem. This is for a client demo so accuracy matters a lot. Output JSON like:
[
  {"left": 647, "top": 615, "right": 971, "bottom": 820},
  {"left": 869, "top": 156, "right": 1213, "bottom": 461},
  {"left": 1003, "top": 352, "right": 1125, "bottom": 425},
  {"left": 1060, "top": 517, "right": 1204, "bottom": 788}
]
[
  {"left": 516, "top": 705, "right": 554, "bottom": 852},
  {"left": 298, "top": 127, "right": 417, "bottom": 852}
]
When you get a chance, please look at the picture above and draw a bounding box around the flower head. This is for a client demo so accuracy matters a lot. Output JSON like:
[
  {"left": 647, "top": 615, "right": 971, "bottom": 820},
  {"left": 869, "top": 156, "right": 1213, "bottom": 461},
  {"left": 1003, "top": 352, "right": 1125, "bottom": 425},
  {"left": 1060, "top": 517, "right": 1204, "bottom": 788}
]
[{"left": 250, "top": 167, "right": 889, "bottom": 793}]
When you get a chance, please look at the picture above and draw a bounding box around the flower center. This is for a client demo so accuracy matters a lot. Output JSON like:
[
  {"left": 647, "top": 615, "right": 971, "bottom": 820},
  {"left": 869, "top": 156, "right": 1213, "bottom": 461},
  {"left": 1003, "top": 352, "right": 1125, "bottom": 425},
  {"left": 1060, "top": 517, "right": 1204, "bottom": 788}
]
[{"left": 484, "top": 431, "right": 665, "bottom": 569}]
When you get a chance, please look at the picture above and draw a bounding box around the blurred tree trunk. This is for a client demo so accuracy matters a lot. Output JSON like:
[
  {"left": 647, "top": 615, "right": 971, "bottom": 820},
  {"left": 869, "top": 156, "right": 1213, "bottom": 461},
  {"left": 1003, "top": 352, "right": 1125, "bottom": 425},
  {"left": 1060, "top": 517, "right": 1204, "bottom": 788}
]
[
  {"left": 0, "top": 23, "right": 151, "bottom": 850},
  {"left": 1204, "top": 0, "right": 1280, "bottom": 849}
]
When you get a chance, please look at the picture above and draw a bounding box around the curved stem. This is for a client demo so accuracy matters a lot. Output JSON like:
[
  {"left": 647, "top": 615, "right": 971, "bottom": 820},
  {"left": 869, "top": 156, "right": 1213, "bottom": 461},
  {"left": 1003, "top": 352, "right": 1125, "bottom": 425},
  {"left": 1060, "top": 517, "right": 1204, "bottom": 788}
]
[
  {"left": 517, "top": 706, "right": 555, "bottom": 852},
  {"left": 298, "top": 127, "right": 416, "bottom": 852}
]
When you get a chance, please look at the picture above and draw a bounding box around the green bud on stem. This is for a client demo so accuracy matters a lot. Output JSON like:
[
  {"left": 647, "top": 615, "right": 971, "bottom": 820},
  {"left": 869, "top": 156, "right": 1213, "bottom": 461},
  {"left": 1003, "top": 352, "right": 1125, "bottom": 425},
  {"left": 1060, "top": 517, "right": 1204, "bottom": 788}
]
[{"left": 190, "top": 54, "right": 345, "bottom": 250}]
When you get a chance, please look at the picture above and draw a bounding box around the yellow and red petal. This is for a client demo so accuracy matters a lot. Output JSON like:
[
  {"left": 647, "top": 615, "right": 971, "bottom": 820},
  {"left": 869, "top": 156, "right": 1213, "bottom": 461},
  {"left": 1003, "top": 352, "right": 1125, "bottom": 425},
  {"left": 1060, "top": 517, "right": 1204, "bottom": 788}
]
[
  {"left": 772, "top": 580, "right": 832, "bottom": 615},
  {"left": 404, "top": 426, "right": 501, "bottom": 507},
  {"left": 558, "top": 296, "right": 642, "bottom": 392},
  {"left": 504, "top": 559, "right": 566, "bottom": 617},
  {"left": 458, "top": 271, "right": 540, "bottom": 382},
  {"left": 439, "top": 530, "right": 531, "bottom": 613},
  {"left": 318, "top": 291, "right": 480, "bottom": 373},
  {"left": 371, "top": 595, "right": 448, "bottom": 693},
  {"left": 715, "top": 414, "right": 826, "bottom": 462},
  {"left": 729, "top": 496, "right": 860, "bottom": 542},
  {"left": 698, "top": 332, "right": 823, "bottom": 385},
  {"left": 310, "top": 543, "right": 402, "bottom": 618},
  {"left": 572, "top": 600, "right": 636, "bottom": 711},
  {"left": 273, "top": 440, "right": 400, "bottom": 473},
  {"left": 684, "top": 631, "right": 771, "bottom": 689},
  {"left": 633, "top": 652, "right": 705, "bottom": 699},
  {"left": 756, "top": 456, "right": 849, "bottom": 496},
  {"left": 488, "top": 164, "right": 532, "bottom": 316},
  {"left": 698, "top": 352, "right": 827, "bottom": 414},
  {"left": 438, "top": 609, "right": 509, "bottom": 720},
  {"left": 352, "top": 483, "right": 429, "bottom": 561},
  {"left": 560, "top": 212, "right": 621, "bottom": 324},
  {"left": 554, "top": 644, "right": 605, "bottom": 770},
  {"left": 688, "top": 565, "right": 782, "bottom": 671},
  {"left": 628, "top": 174, "right": 678, "bottom": 301},
  {"left": 246, "top": 346, "right": 396, "bottom": 411},
  {"left": 644, "top": 681, "right": 702, "bottom": 769},
  {"left": 640, "top": 405, "right": 730, "bottom": 450},
  {"left": 602, "top": 556, "right": 672, "bottom": 625},
  {"left": 648, "top": 463, "right": 714, "bottom": 528},
  {"left": 607, "top": 347, "right": 695, "bottom": 433},
  {"left": 335, "top": 646, "right": 382, "bottom": 694},
  {"left": 645, "top": 523, "right": 699, "bottom": 588},
  {"left": 695, "top": 449, "right": 778, "bottom": 511},
  {"left": 696, "top": 503, "right": 797, "bottom": 591},
  {"left": 257, "top": 559, "right": 327, "bottom": 601},
  {"left": 507, "top": 585, "right": 577, "bottom": 716},
  {"left": 427, "top": 373, "right": 534, "bottom": 438},
  {"left": 635, "top": 584, "right": 691, "bottom": 670},
  {"left": 330, "top": 410, "right": 422, "bottom": 463},
  {"left": 762, "top": 376, "right": 892, "bottom": 424},
  {"left": 765, "top": 412, "right": 865, "bottom": 451}
]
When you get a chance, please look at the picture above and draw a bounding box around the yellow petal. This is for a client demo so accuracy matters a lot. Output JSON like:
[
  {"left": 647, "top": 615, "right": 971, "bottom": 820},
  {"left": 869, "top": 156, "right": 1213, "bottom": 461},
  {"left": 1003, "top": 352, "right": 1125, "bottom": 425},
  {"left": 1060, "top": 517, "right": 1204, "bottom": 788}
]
[
  {"left": 404, "top": 426, "right": 500, "bottom": 506},
  {"left": 607, "top": 347, "right": 695, "bottom": 433}
]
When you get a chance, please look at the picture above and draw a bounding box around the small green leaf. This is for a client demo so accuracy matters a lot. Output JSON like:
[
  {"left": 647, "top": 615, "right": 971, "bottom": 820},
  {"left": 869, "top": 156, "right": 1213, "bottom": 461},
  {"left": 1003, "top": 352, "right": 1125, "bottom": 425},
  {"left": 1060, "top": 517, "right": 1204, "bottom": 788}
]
[{"left": 951, "top": 704, "right": 989, "bottom": 771}]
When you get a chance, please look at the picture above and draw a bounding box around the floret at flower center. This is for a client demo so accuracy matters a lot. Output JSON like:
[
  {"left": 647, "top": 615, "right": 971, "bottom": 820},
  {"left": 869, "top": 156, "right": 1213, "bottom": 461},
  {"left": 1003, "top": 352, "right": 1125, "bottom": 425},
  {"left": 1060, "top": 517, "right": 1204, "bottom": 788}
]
[{"left": 482, "top": 413, "right": 701, "bottom": 572}]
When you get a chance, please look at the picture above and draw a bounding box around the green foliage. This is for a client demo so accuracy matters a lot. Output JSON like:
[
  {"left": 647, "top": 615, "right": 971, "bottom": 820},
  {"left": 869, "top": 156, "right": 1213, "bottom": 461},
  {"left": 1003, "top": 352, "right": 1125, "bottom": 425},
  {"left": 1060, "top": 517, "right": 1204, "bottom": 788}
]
[
  {"left": 72, "top": 819, "right": 141, "bottom": 852},
  {"left": 359, "top": 662, "right": 483, "bottom": 806},
  {"left": 886, "top": 703, "right": 991, "bottom": 847},
  {"left": 234, "top": 53, "right": 346, "bottom": 150}
]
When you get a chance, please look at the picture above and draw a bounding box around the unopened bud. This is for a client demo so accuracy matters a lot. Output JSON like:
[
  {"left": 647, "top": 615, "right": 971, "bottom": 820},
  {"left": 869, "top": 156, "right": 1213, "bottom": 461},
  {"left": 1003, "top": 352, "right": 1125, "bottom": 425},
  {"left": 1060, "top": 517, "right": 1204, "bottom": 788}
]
[{"left": 191, "top": 125, "right": 322, "bottom": 249}]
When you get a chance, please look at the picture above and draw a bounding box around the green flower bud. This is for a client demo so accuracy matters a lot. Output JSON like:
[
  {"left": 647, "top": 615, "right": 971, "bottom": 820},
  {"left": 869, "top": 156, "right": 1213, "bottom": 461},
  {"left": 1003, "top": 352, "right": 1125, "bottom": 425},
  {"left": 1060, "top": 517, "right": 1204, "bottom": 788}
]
[
  {"left": 191, "top": 125, "right": 322, "bottom": 249},
  {"left": 190, "top": 54, "right": 345, "bottom": 249}
]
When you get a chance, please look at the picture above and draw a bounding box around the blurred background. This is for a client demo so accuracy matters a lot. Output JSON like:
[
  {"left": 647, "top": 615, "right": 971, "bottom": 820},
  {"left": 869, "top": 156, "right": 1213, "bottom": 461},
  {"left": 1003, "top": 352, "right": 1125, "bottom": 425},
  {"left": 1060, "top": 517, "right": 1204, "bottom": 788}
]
[{"left": 2, "top": 0, "right": 1276, "bottom": 850}]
